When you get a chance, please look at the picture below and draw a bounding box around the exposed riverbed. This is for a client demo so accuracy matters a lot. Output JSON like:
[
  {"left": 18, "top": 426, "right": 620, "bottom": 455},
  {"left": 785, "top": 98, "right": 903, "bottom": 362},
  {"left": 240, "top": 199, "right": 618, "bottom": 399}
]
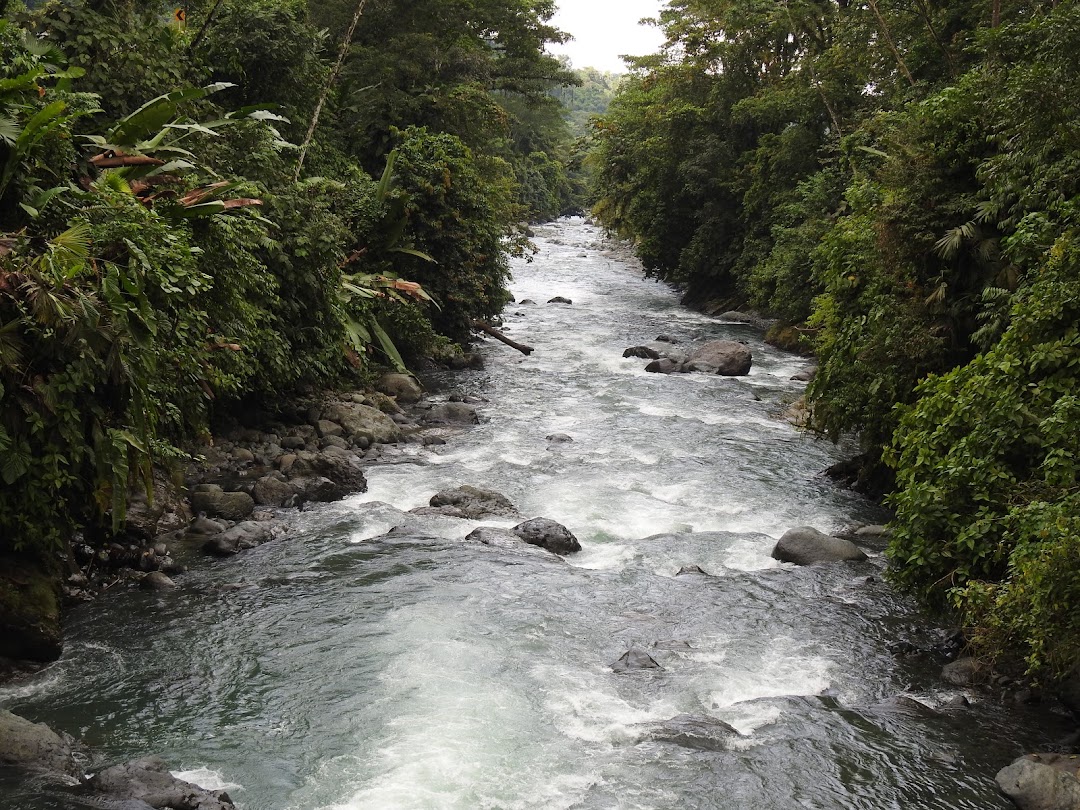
[{"left": 0, "top": 219, "right": 1065, "bottom": 809}]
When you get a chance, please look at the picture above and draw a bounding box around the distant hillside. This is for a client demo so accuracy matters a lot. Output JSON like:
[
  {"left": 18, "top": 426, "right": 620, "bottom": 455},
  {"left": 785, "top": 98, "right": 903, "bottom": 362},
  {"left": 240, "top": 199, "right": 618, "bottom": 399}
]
[{"left": 552, "top": 68, "right": 623, "bottom": 136}]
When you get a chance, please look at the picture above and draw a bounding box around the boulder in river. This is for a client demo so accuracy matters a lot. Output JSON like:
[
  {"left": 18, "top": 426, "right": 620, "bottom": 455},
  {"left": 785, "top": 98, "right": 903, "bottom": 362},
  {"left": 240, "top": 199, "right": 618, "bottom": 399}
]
[
  {"left": 512, "top": 517, "right": 581, "bottom": 555},
  {"left": 190, "top": 490, "right": 254, "bottom": 522},
  {"left": 90, "top": 756, "right": 236, "bottom": 810},
  {"left": 424, "top": 402, "right": 482, "bottom": 425},
  {"left": 941, "top": 656, "right": 986, "bottom": 687},
  {"left": 547, "top": 296, "right": 573, "bottom": 304},
  {"left": 645, "top": 358, "right": 681, "bottom": 374},
  {"left": 202, "top": 521, "right": 279, "bottom": 556},
  {"left": 321, "top": 401, "right": 401, "bottom": 445},
  {"left": 640, "top": 714, "right": 741, "bottom": 751},
  {"left": 0, "top": 710, "right": 82, "bottom": 776},
  {"left": 465, "top": 526, "right": 562, "bottom": 561},
  {"left": 414, "top": 486, "right": 520, "bottom": 520},
  {"left": 771, "top": 527, "right": 868, "bottom": 565},
  {"left": 624, "top": 345, "right": 661, "bottom": 360},
  {"left": 685, "top": 340, "right": 753, "bottom": 376},
  {"left": 377, "top": 372, "right": 424, "bottom": 404},
  {"left": 611, "top": 648, "right": 662, "bottom": 673},
  {"left": 996, "top": 754, "right": 1080, "bottom": 810}
]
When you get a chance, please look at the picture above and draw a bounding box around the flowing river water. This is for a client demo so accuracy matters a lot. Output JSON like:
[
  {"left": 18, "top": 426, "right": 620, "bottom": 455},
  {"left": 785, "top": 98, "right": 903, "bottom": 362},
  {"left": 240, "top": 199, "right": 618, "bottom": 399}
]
[{"left": 0, "top": 219, "right": 1066, "bottom": 809}]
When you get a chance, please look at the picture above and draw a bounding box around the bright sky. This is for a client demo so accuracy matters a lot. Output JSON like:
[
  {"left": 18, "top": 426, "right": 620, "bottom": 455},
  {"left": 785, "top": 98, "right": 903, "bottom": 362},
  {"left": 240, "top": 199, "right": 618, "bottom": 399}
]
[{"left": 548, "top": 0, "right": 667, "bottom": 73}]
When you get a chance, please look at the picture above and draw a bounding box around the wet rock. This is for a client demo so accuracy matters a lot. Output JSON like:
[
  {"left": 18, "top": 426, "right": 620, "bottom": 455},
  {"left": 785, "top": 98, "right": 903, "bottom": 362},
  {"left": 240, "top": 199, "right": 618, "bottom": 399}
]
[
  {"left": 424, "top": 402, "right": 481, "bottom": 425},
  {"left": 716, "top": 310, "right": 758, "bottom": 324},
  {"left": 611, "top": 648, "right": 662, "bottom": 673},
  {"left": 870, "top": 696, "right": 941, "bottom": 719},
  {"left": 320, "top": 435, "right": 348, "bottom": 450},
  {"left": 285, "top": 450, "right": 367, "bottom": 500},
  {"left": 771, "top": 527, "right": 868, "bottom": 565},
  {"left": 465, "top": 527, "right": 562, "bottom": 560},
  {"left": 190, "top": 491, "right": 254, "bottom": 522},
  {"left": 942, "top": 656, "right": 986, "bottom": 687},
  {"left": 547, "top": 296, "right": 573, "bottom": 304},
  {"left": 520, "top": 299, "right": 536, "bottom": 305},
  {"left": 996, "top": 754, "right": 1080, "bottom": 810},
  {"left": 0, "top": 710, "right": 81, "bottom": 776},
  {"left": 419, "top": 486, "right": 520, "bottom": 520},
  {"left": 0, "top": 554, "right": 62, "bottom": 662},
  {"left": 641, "top": 714, "right": 741, "bottom": 751},
  {"left": 321, "top": 402, "right": 401, "bottom": 445},
  {"left": 315, "top": 419, "right": 343, "bottom": 439},
  {"left": 188, "top": 515, "right": 227, "bottom": 536},
  {"left": 139, "top": 572, "right": 176, "bottom": 591},
  {"left": 252, "top": 474, "right": 297, "bottom": 508},
  {"left": 90, "top": 756, "right": 236, "bottom": 810},
  {"left": 685, "top": 340, "right": 753, "bottom": 376},
  {"left": 202, "top": 521, "right": 278, "bottom": 556},
  {"left": 645, "top": 358, "right": 681, "bottom": 374},
  {"left": 377, "top": 372, "right": 424, "bottom": 404},
  {"left": 655, "top": 334, "right": 676, "bottom": 343},
  {"left": 513, "top": 517, "right": 581, "bottom": 555},
  {"left": 624, "top": 345, "right": 661, "bottom": 360},
  {"left": 231, "top": 447, "right": 255, "bottom": 464},
  {"left": 280, "top": 436, "right": 306, "bottom": 450},
  {"left": 791, "top": 366, "right": 818, "bottom": 382},
  {"left": 546, "top": 433, "right": 574, "bottom": 444},
  {"left": 675, "top": 565, "right": 711, "bottom": 576}
]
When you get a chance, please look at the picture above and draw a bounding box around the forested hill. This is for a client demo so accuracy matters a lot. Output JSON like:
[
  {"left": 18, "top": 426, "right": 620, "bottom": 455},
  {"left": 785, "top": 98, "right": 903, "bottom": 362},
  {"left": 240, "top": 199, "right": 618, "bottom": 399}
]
[
  {"left": 590, "top": 0, "right": 1080, "bottom": 681},
  {"left": 0, "top": 0, "right": 578, "bottom": 573},
  {"left": 551, "top": 66, "right": 623, "bottom": 136}
]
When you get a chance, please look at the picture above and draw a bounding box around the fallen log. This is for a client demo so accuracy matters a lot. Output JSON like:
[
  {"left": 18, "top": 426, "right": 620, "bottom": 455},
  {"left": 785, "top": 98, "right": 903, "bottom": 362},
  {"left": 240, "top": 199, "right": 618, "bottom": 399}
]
[{"left": 471, "top": 319, "right": 533, "bottom": 355}]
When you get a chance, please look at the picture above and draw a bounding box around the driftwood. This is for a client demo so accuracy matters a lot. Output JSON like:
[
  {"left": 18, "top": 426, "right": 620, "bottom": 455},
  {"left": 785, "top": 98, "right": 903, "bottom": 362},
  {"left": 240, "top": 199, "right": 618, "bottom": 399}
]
[{"left": 471, "top": 319, "right": 533, "bottom": 355}]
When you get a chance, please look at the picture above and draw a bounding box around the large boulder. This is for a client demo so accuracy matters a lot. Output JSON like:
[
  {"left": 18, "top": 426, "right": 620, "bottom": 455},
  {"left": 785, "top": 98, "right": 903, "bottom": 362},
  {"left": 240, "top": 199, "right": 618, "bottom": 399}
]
[
  {"left": 512, "top": 518, "right": 581, "bottom": 555},
  {"left": 321, "top": 401, "right": 402, "bottom": 445},
  {"left": 941, "top": 656, "right": 986, "bottom": 687},
  {"left": 640, "top": 714, "right": 741, "bottom": 751},
  {"left": 285, "top": 449, "right": 367, "bottom": 500},
  {"left": 377, "top": 372, "right": 424, "bottom": 404},
  {"left": 190, "top": 490, "right": 254, "bottom": 522},
  {"left": 771, "top": 527, "right": 868, "bottom": 565},
  {"left": 464, "top": 527, "right": 562, "bottom": 561},
  {"left": 685, "top": 340, "right": 753, "bottom": 376},
  {"left": 623, "top": 345, "right": 661, "bottom": 360},
  {"left": 996, "top": 754, "right": 1080, "bottom": 810},
  {"left": 202, "top": 521, "right": 278, "bottom": 557},
  {"left": 90, "top": 756, "right": 236, "bottom": 810},
  {"left": 611, "top": 648, "right": 662, "bottom": 673},
  {"left": 0, "top": 554, "right": 62, "bottom": 661},
  {"left": 416, "top": 486, "right": 520, "bottom": 520},
  {"left": 424, "top": 402, "right": 481, "bottom": 425},
  {"left": 0, "top": 710, "right": 81, "bottom": 776},
  {"left": 252, "top": 474, "right": 297, "bottom": 508}
]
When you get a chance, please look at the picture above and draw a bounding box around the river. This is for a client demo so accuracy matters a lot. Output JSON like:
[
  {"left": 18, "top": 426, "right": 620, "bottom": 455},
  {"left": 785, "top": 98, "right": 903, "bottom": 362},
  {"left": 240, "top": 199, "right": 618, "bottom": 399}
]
[{"left": 0, "top": 219, "right": 1063, "bottom": 809}]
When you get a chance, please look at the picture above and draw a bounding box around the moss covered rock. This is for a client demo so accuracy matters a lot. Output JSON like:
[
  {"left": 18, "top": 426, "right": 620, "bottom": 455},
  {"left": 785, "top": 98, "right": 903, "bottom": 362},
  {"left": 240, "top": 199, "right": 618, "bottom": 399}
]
[{"left": 0, "top": 554, "right": 63, "bottom": 662}]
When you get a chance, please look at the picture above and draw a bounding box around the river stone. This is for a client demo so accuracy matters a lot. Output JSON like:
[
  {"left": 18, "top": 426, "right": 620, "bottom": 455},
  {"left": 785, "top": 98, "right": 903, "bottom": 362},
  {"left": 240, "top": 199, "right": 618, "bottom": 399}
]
[
  {"left": 280, "top": 436, "right": 306, "bottom": 450},
  {"left": 996, "top": 755, "right": 1080, "bottom": 810},
  {"left": 548, "top": 296, "right": 573, "bottom": 304},
  {"left": 252, "top": 474, "right": 297, "bottom": 507},
  {"left": 315, "top": 419, "right": 343, "bottom": 439},
  {"left": 285, "top": 450, "right": 367, "bottom": 499},
  {"left": 465, "top": 527, "right": 562, "bottom": 561},
  {"left": 0, "top": 710, "right": 81, "bottom": 776},
  {"left": 645, "top": 358, "right": 681, "bottom": 374},
  {"left": 624, "top": 345, "right": 661, "bottom": 360},
  {"left": 90, "top": 756, "right": 236, "bottom": 810},
  {"left": 771, "top": 527, "right": 868, "bottom": 565},
  {"left": 190, "top": 490, "right": 254, "bottom": 522},
  {"left": 941, "top": 656, "right": 986, "bottom": 687},
  {"left": 870, "top": 695, "right": 941, "bottom": 719},
  {"left": 202, "top": 521, "right": 277, "bottom": 556},
  {"left": 139, "top": 572, "right": 176, "bottom": 591},
  {"left": 321, "top": 402, "right": 401, "bottom": 444},
  {"left": 187, "top": 515, "right": 226, "bottom": 536},
  {"left": 377, "top": 372, "right": 424, "bottom": 404},
  {"left": 0, "top": 554, "right": 63, "bottom": 661},
  {"left": 546, "top": 433, "right": 574, "bottom": 444},
  {"left": 685, "top": 340, "right": 753, "bottom": 376},
  {"left": 642, "top": 714, "right": 741, "bottom": 751},
  {"left": 421, "top": 486, "right": 520, "bottom": 520},
  {"left": 791, "top": 366, "right": 818, "bottom": 382},
  {"left": 512, "top": 518, "right": 581, "bottom": 555},
  {"left": 424, "top": 402, "right": 481, "bottom": 425},
  {"left": 675, "top": 565, "right": 711, "bottom": 576},
  {"left": 611, "top": 648, "right": 662, "bottom": 673}
]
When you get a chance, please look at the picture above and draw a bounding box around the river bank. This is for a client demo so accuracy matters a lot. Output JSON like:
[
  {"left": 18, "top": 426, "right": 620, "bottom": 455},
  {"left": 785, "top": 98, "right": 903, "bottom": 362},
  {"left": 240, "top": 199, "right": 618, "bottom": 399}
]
[{"left": 1, "top": 219, "right": 1077, "bottom": 810}]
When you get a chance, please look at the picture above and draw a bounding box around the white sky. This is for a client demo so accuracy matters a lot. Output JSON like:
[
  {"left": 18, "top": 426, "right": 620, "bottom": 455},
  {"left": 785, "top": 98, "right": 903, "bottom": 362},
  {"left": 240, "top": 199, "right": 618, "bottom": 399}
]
[{"left": 548, "top": 0, "right": 667, "bottom": 73}]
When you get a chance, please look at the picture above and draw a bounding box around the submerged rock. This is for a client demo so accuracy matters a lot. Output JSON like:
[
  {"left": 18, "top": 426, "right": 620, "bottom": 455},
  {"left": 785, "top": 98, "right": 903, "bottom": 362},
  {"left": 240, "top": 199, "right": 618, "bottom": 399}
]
[
  {"left": 464, "top": 527, "right": 562, "bottom": 561},
  {"left": 623, "top": 345, "right": 661, "bottom": 360},
  {"left": 90, "top": 756, "right": 236, "bottom": 810},
  {"left": 996, "top": 754, "right": 1080, "bottom": 810},
  {"left": 771, "top": 527, "right": 868, "bottom": 565},
  {"left": 611, "top": 648, "right": 662, "bottom": 673},
  {"left": 512, "top": 517, "right": 581, "bottom": 555},
  {"left": 641, "top": 714, "right": 741, "bottom": 751},
  {"left": 645, "top": 358, "right": 680, "bottom": 374},
  {"left": 0, "top": 710, "right": 81, "bottom": 776},
  {"left": 547, "top": 296, "right": 573, "bottom": 304}
]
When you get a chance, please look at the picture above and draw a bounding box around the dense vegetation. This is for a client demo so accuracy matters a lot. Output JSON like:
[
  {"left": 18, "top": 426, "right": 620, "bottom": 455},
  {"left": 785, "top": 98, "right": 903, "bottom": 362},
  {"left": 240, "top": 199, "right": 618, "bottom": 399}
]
[
  {"left": 590, "top": 0, "right": 1080, "bottom": 681},
  {"left": 0, "top": 0, "right": 579, "bottom": 561}
]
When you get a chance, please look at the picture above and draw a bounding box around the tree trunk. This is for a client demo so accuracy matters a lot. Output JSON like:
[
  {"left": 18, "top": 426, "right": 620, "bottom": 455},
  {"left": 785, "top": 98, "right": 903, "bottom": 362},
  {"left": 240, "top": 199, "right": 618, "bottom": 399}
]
[
  {"left": 471, "top": 320, "right": 534, "bottom": 355},
  {"left": 866, "top": 0, "right": 916, "bottom": 87}
]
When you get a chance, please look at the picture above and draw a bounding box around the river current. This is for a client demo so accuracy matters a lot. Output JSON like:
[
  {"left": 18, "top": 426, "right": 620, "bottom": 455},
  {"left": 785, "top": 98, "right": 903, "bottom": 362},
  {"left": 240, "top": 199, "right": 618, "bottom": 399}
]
[{"left": 0, "top": 219, "right": 1064, "bottom": 809}]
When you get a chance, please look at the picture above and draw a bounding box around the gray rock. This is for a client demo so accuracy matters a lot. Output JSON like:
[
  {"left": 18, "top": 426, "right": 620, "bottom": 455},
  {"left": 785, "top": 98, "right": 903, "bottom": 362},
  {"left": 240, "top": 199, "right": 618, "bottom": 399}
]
[
  {"left": 855, "top": 524, "right": 892, "bottom": 538},
  {"left": 90, "top": 756, "right": 236, "bottom": 810},
  {"left": 996, "top": 755, "right": 1080, "bottom": 810},
  {"left": 322, "top": 402, "right": 402, "bottom": 445},
  {"left": 252, "top": 474, "right": 297, "bottom": 507},
  {"left": 202, "top": 521, "right": 277, "bottom": 556},
  {"left": 280, "top": 436, "right": 306, "bottom": 450},
  {"left": 548, "top": 296, "right": 573, "bottom": 304},
  {"left": 520, "top": 299, "right": 537, "bottom": 305},
  {"left": 285, "top": 450, "right": 367, "bottom": 499},
  {"left": 624, "top": 345, "right": 661, "bottom": 360},
  {"left": 425, "top": 402, "right": 481, "bottom": 425},
  {"left": 717, "top": 310, "right": 757, "bottom": 323},
  {"left": 139, "top": 572, "right": 176, "bottom": 591},
  {"left": 513, "top": 518, "right": 581, "bottom": 555},
  {"left": 421, "top": 486, "right": 520, "bottom": 520},
  {"left": 611, "top": 648, "right": 662, "bottom": 673},
  {"left": 546, "top": 433, "right": 574, "bottom": 444},
  {"left": 191, "top": 483, "right": 223, "bottom": 495},
  {"left": 190, "top": 491, "right": 254, "bottom": 522},
  {"left": 465, "top": 527, "right": 562, "bottom": 561},
  {"left": 645, "top": 358, "right": 681, "bottom": 374},
  {"left": 320, "top": 435, "right": 349, "bottom": 450},
  {"left": 791, "top": 366, "right": 818, "bottom": 382},
  {"left": 231, "top": 447, "right": 254, "bottom": 463},
  {"left": 315, "top": 419, "right": 344, "bottom": 439},
  {"left": 870, "top": 695, "right": 941, "bottom": 719},
  {"left": 0, "top": 710, "right": 81, "bottom": 776},
  {"left": 771, "top": 526, "right": 868, "bottom": 565},
  {"left": 942, "top": 656, "right": 985, "bottom": 687},
  {"left": 675, "top": 565, "right": 711, "bottom": 576},
  {"left": 641, "top": 714, "right": 740, "bottom": 751},
  {"left": 685, "top": 340, "right": 753, "bottom": 376},
  {"left": 377, "top": 372, "right": 424, "bottom": 404},
  {"left": 188, "top": 515, "right": 226, "bottom": 536},
  {"left": 293, "top": 476, "right": 354, "bottom": 503}
]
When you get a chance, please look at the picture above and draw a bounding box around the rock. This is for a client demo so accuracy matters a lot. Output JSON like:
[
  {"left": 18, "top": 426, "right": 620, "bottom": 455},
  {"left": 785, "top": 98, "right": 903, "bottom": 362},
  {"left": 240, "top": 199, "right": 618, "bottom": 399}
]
[
  {"left": 252, "top": 474, "right": 297, "bottom": 508},
  {"left": 642, "top": 714, "right": 740, "bottom": 751},
  {"left": 124, "top": 470, "right": 188, "bottom": 540},
  {"left": 855, "top": 524, "right": 892, "bottom": 538},
  {"left": 190, "top": 491, "right": 254, "bottom": 522},
  {"left": 513, "top": 517, "right": 581, "bottom": 555},
  {"left": 520, "top": 299, "right": 536, "bottom": 305},
  {"left": 320, "top": 435, "right": 348, "bottom": 450},
  {"left": 791, "top": 366, "right": 818, "bottom": 382},
  {"left": 942, "top": 656, "right": 986, "bottom": 687},
  {"left": 315, "top": 419, "right": 344, "bottom": 439},
  {"left": 202, "top": 521, "right": 277, "bottom": 556},
  {"left": 870, "top": 696, "right": 941, "bottom": 719},
  {"left": 192, "top": 483, "right": 223, "bottom": 494},
  {"left": 547, "top": 296, "right": 573, "bottom": 304},
  {"left": 717, "top": 310, "right": 758, "bottom": 324},
  {"left": 655, "top": 334, "right": 676, "bottom": 343},
  {"left": 465, "top": 527, "right": 562, "bottom": 561},
  {"left": 676, "top": 565, "right": 710, "bottom": 576},
  {"left": 285, "top": 450, "right": 367, "bottom": 500},
  {"left": 293, "top": 476, "right": 354, "bottom": 503},
  {"left": 231, "top": 447, "right": 255, "bottom": 464},
  {"left": 321, "top": 401, "right": 401, "bottom": 445},
  {"left": 90, "top": 756, "right": 236, "bottom": 810},
  {"left": 0, "top": 710, "right": 81, "bottom": 776},
  {"left": 611, "top": 648, "right": 662, "bottom": 673},
  {"left": 771, "top": 527, "right": 868, "bottom": 565},
  {"left": 139, "top": 572, "right": 176, "bottom": 591},
  {"left": 996, "top": 755, "right": 1080, "bottom": 810},
  {"left": 280, "top": 436, "right": 306, "bottom": 450},
  {"left": 653, "top": 640, "right": 693, "bottom": 650},
  {"left": 624, "top": 345, "right": 661, "bottom": 360},
  {"left": 546, "top": 433, "right": 574, "bottom": 444},
  {"left": 685, "top": 340, "right": 753, "bottom": 376},
  {"left": 424, "top": 402, "right": 481, "bottom": 424},
  {"left": 0, "top": 554, "right": 63, "bottom": 661},
  {"left": 188, "top": 515, "right": 227, "bottom": 536},
  {"left": 645, "top": 358, "right": 681, "bottom": 374},
  {"left": 421, "top": 486, "right": 520, "bottom": 520},
  {"left": 377, "top": 372, "right": 424, "bottom": 404}
]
